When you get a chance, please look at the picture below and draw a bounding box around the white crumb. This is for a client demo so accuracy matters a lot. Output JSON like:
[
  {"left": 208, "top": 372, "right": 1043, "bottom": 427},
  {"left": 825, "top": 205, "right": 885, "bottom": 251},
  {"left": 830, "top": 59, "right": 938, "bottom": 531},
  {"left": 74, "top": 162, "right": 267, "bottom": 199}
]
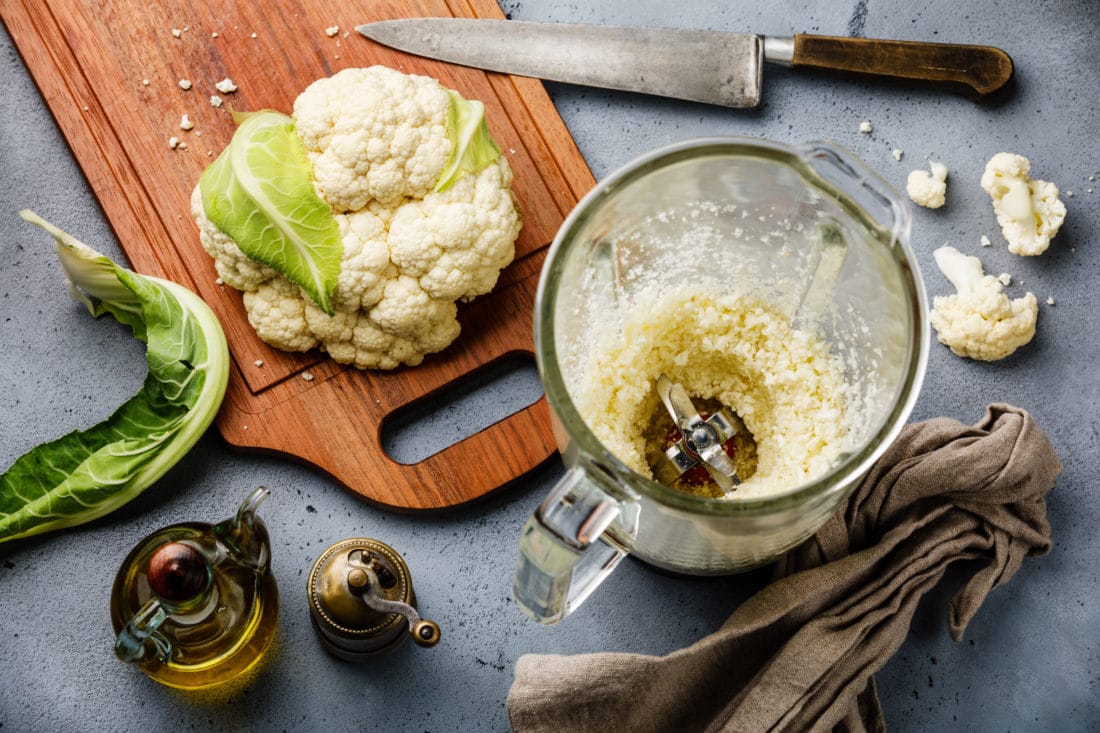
[
  {"left": 892, "top": 148, "right": 903, "bottom": 162},
  {"left": 997, "top": 272, "right": 1012, "bottom": 286},
  {"left": 141, "top": 78, "right": 150, "bottom": 86},
  {"left": 1046, "top": 297, "right": 1055, "bottom": 306},
  {"left": 168, "top": 136, "right": 180, "bottom": 149},
  {"left": 254, "top": 359, "right": 264, "bottom": 367},
  {"left": 325, "top": 25, "right": 339, "bottom": 37},
  {"left": 171, "top": 28, "right": 181, "bottom": 38},
  {"left": 178, "top": 79, "right": 192, "bottom": 90},
  {"left": 858, "top": 120, "right": 873, "bottom": 133},
  {"left": 210, "top": 95, "right": 223, "bottom": 108},
  {"left": 211, "top": 32, "right": 218, "bottom": 38},
  {"left": 980, "top": 235, "right": 992, "bottom": 247},
  {"left": 215, "top": 78, "right": 238, "bottom": 94},
  {"left": 179, "top": 114, "right": 194, "bottom": 130},
  {"left": 301, "top": 372, "right": 315, "bottom": 382}
]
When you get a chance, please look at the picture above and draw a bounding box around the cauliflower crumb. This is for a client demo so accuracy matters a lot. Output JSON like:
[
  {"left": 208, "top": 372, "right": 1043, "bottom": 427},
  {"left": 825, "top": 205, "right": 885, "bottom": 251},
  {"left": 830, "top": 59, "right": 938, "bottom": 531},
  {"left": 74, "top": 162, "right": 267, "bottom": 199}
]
[
  {"left": 215, "top": 78, "right": 238, "bottom": 94},
  {"left": 325, "top": 25, "right": 339, "bottom": 37},
  {"left": 142, "top": 79, "right": 150, "bottom": 86},
  {"left": 171, "top": 28, "right": 181, "bottom": 38},
  {"left": 178, "top": 79, "right": 192, "bottom": 90},
  {"left": 179, "top": 114, "right": 194, "bottom": 130},
  {"left": 211, "top": 32, "right": 219, "bottom": 39},
  {"left": 254, "top": 359, "right": 264, "bottom": 367},
  {"left": 906, "top": 161, "right": 948, "bottom": 209},
  {"left": 215, "top": 277, "right": 224, "bottom": 286},
  {"left": 1046, "top": 297, "right": 1056, "bottom": 306},
  {"left": 891, "top": 148, "right": 903, "bottom": 162},
  {"left": 251, "top": 32, "right": 257, "bottom": 38},
  {"left": 980, "top": 152, "right": 1066, "bottom": 256},
  {"left": 858, "top": 120, "right": 873, "bottom": 133},
  {"left": 929, "top": 245, "right": 1037, "bottom": 361},
  {"left": 301, "top": 371, "right": 315, "bottom": 382},
  {"left": 168, "top": 136, "right": 181, "bottom": 149},
  {"left": 210, "top": 95, "right": 223, "bottom": 108},
  {"left": 980, "top": 235, "right": 992, "bottom": 247},
  {"left": 997, "top": 272, "right": 1012, "bottom": 287},
  {"left": 177, "top": 141, "right": 188, "bottom": 150}
]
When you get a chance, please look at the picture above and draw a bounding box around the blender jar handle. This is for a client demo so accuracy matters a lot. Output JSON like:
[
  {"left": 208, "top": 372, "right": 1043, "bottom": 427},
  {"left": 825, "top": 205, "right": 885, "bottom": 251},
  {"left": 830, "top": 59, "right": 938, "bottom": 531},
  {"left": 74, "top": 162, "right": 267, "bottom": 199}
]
[
  {"left": 800, "top": 141, "right": 912, "bottom": 247},
  {"left": 512, "top": 466, "right": 634, "bottom": 624}
]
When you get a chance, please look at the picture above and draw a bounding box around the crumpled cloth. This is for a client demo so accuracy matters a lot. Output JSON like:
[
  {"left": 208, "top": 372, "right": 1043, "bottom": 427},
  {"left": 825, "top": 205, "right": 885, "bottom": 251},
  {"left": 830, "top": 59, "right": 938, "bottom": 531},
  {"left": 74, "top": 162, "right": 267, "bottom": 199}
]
[{"left": 508, "top": 404, "right": 1061, "bottom": 733}]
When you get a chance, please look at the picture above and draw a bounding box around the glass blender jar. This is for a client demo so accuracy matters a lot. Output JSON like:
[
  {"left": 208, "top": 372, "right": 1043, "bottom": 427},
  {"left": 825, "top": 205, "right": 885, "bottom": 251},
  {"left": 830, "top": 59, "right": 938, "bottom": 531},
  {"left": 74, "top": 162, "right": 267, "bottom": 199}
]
[{"left": 513, "top": 138, "right": 928, "bottom": 624}]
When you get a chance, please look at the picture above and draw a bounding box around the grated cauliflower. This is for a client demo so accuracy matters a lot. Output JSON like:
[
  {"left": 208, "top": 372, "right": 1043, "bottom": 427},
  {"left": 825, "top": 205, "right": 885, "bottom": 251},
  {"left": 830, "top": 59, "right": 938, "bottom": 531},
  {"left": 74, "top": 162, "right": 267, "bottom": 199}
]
[
  {"left": 980, "top": 152, "right": 1066, "bottom": 256},
  {"left": 192, "top": 66, "right": 522, "bottom": 369},
  {"left": 928, "top": 245, "right": 1037, "bottom": 361}
]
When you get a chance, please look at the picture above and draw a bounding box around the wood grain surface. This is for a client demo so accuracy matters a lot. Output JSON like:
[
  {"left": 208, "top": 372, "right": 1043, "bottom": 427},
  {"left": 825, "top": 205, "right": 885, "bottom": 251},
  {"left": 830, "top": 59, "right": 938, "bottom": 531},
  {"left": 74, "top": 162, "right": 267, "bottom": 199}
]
[{"left": 1, "top": 0, "right": 596, "bottom": 510}]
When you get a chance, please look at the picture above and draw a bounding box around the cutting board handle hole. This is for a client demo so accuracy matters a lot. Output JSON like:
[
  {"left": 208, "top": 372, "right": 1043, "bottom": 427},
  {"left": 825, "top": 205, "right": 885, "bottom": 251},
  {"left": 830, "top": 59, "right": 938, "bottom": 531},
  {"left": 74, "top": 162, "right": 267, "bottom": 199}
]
[{"left": 380, "top": 354, "right": 544, "bottom": 465}]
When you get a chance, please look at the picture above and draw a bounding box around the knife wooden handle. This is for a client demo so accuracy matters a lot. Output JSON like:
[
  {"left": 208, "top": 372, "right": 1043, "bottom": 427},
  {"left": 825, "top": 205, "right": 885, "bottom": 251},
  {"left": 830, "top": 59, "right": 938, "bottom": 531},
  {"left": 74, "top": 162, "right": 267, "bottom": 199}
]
[{"left": 791, "top": 34, "right": 1013, "bottom": 96}]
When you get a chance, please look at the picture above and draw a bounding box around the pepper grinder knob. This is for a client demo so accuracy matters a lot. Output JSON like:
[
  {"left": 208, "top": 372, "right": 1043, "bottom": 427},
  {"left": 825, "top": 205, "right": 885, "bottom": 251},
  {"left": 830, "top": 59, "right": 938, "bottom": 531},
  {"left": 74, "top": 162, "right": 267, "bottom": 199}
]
[{"left": 411, "top": 619, "right": 441, "bottom": 647}]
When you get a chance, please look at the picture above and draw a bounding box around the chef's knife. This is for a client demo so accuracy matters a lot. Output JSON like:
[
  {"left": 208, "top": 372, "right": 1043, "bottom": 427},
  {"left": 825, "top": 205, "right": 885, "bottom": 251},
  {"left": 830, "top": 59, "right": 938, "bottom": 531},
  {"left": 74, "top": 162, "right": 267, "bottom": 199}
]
[{"left": 356, "top": 18, "right": 1013, "bottom": 108}]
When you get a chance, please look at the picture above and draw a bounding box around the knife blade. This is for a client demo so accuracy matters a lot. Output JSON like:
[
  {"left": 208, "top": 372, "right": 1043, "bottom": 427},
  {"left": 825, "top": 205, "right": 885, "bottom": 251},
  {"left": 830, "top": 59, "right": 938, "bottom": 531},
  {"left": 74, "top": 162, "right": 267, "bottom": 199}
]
[{"left": 356, "top": 18, "right": 1013, "bottom": 108}]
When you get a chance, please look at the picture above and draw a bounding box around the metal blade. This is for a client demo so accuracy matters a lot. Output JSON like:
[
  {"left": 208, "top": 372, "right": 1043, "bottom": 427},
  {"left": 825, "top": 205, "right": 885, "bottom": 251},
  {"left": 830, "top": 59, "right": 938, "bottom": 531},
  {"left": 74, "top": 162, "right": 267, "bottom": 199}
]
[{"left": 357, "top": 18, "right": 763, "bottom": 108}]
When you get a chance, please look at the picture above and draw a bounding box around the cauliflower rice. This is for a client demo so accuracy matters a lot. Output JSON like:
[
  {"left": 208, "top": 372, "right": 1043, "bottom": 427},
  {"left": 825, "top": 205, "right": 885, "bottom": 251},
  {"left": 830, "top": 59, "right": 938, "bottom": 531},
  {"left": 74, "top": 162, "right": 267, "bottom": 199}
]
[{"left": 575, "top": 291, "right": 854, "bottom": 500}]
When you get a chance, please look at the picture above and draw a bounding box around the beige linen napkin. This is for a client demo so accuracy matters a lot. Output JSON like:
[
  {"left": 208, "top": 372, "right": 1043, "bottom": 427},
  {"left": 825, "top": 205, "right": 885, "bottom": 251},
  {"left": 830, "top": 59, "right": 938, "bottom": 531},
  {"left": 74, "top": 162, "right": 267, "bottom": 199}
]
[{"left": 508, "top": 404, "right": 1061, "bottom": 733}]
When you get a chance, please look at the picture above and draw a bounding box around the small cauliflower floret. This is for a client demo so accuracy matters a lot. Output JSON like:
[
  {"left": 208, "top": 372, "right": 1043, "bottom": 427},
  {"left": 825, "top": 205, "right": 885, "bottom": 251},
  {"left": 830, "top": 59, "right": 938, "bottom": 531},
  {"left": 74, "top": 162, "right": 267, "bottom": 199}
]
[
  {"left": 331, "top": 208, "right": 396, "bottom": 311},
  {"left": 906, "top": 161, "right": 948, "bottom": 209},
  {"left": 387, "top": 159, "right": 521, "bottom": 301},
  {"left": 369, "top": 275, "right": 458, "bottom": 340},
  {"left": 293, "top": 66, "right": 453, "bottom": 211},
  {"left": 242, "top": 277, "right": 320, "bottom": 352},
  {"left": 302, "top": 277, "right": 460, "bottom": 369},
  {"left": 191, "top": 186, "right": 278, "bottom": 290},
  {"left": 928, "top": 245, "right": 1037, "bottom": 361},
  {"left": 980, "top": 152, "right": 1066, "bottom": 256}
]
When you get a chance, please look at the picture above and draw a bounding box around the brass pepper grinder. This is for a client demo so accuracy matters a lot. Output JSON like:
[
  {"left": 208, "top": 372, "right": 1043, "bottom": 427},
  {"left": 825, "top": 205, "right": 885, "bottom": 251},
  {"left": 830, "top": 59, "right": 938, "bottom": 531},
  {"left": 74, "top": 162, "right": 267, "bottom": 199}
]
[{"left": 307, "top": 537, "right": 440, "bottom": 660}]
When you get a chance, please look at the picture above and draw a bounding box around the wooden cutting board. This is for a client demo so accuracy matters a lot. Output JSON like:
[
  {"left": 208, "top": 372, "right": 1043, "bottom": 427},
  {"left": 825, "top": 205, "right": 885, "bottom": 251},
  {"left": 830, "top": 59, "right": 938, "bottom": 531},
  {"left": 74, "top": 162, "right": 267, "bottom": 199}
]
[{"left": 1, "top": 0, "right": 596, "bottom": 510}]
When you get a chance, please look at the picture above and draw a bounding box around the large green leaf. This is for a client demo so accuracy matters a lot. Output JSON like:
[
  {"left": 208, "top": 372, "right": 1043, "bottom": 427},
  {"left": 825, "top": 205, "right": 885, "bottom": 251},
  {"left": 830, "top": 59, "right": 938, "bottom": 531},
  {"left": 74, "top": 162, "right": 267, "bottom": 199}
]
[
  {"left": 199, "top": 110, "right": 342, "bottom": 314},
  {"left": 0, "top": 212, "right": 230, "bottom": 543}
]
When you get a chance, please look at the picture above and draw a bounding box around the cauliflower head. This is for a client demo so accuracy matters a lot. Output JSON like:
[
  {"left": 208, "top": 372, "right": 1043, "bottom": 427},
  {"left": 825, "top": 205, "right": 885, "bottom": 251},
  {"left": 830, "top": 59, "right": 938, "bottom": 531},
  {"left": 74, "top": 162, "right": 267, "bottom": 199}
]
[
  {"left": 193, "top": 66, "right": 522, "bottom": 370},
  {"left": 928, "top": 245, "right": 1037, "bottom": 361},
  {"left": 980, "top": 152, "right": 1066, "bottom": 256}
]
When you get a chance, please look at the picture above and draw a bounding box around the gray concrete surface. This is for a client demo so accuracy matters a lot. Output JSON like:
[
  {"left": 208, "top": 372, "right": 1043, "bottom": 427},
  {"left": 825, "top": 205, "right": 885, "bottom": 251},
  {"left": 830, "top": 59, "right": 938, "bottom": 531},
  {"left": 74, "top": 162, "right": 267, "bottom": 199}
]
[{"left": 1, "top": 0, "right": 1097, "bottom": 730}]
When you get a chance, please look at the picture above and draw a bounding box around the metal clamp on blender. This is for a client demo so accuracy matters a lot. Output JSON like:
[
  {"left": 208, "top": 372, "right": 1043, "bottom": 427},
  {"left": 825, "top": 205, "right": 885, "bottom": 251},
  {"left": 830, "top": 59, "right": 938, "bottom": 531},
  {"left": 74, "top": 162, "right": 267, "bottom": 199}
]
[{"left": 652, "top": 374, "right": 746, "bottom": 492}]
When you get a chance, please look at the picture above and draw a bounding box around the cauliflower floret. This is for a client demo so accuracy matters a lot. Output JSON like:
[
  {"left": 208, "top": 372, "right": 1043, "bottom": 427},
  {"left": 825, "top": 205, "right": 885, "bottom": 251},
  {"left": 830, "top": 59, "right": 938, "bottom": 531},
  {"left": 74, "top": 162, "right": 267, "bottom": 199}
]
[
  {"left": 980, "top": 152, "right": 1066, "bottom": 256},
  {"left": 387, "top": 159, "right": 521, "bottom": 301},
  {"left": 928, "top": 245, "right": 1037, "bottom": 361},
  {"left": 293, "top": 66, "right": 453, "bottom": 211},
  {"left": 242, "top": 277, "right": 320, "bottom": 352},
  {"left": 301, "top": 276, "right": 460, "bottom": 369},
  {"left": 906, "top": 161, "right": 948, "bottom": 209},
  {"left": 191, "top": 186, "right": 278, "bottom": 290},
  {"left": 331, "top": 206, "right": 397, "bottom": 311}
]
